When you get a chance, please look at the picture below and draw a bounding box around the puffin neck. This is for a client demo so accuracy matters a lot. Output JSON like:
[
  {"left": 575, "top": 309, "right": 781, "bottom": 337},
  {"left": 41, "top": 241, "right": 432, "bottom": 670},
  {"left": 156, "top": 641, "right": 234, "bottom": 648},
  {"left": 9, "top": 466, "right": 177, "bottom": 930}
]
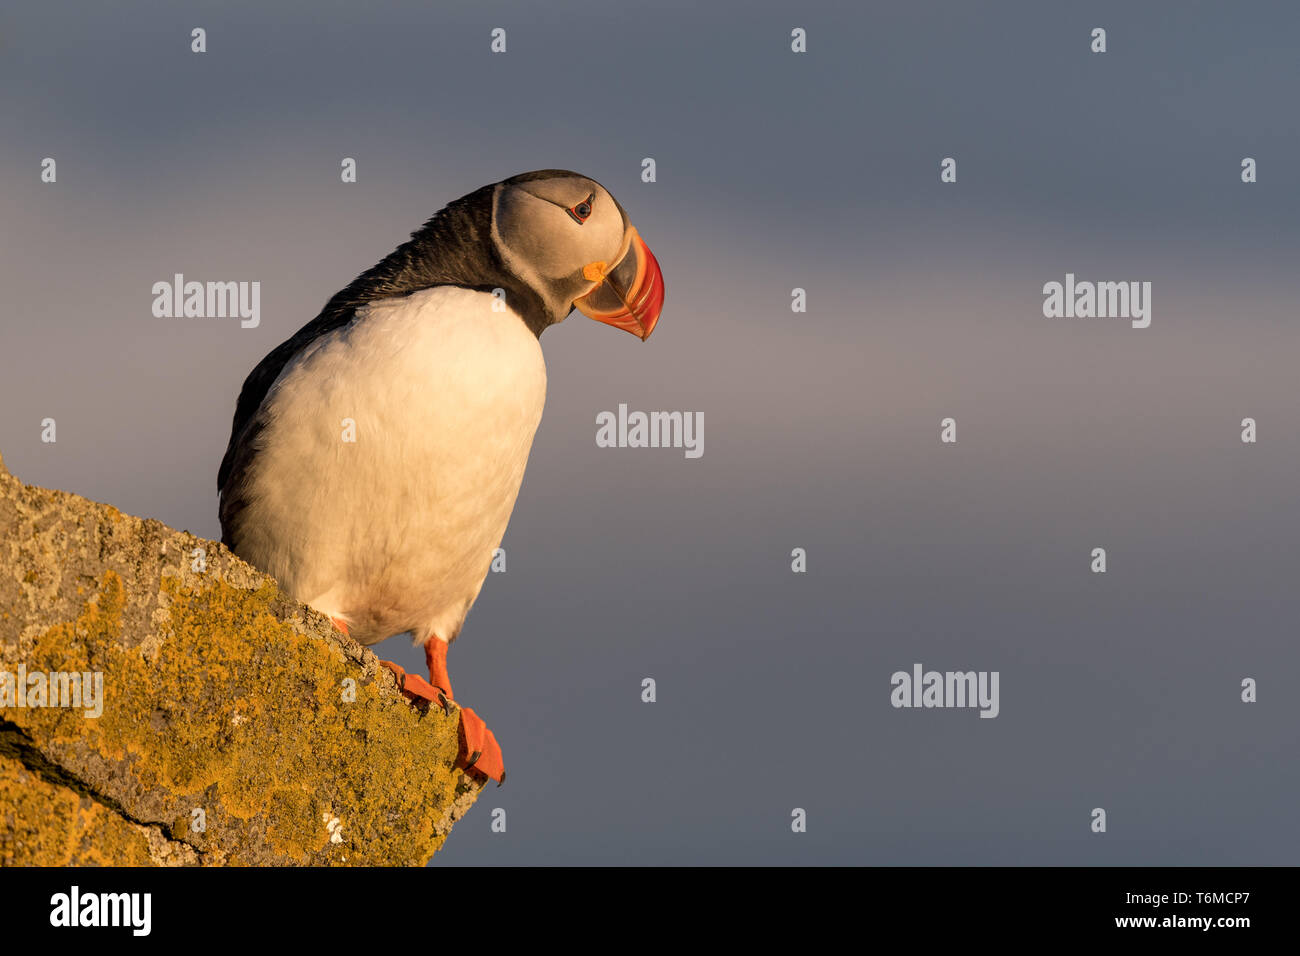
[{"left": 316, "top": 185, "right": 553, "bottom": 337}]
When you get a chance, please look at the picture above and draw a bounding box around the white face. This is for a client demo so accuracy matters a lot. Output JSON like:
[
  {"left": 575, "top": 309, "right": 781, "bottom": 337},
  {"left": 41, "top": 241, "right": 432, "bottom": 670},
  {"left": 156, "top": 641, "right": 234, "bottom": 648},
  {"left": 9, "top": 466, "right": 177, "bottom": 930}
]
[{"left": 490, "top": 175, "right": 630, "bottom": 318}]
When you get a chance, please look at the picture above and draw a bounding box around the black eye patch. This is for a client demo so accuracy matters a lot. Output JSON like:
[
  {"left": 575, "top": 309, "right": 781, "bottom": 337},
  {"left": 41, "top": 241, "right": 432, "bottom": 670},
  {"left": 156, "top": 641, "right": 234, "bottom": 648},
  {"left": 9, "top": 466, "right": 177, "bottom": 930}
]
[{"left": 566, "top": 193, "right": 596, "bottom": 224}]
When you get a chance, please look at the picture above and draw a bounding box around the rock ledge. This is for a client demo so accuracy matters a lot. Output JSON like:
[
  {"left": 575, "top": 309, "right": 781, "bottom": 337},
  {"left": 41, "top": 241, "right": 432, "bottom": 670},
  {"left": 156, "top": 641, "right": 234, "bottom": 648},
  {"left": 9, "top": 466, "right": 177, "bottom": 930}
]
[{"left": 0, "top": 451, "right": 479, "bottom": 866}]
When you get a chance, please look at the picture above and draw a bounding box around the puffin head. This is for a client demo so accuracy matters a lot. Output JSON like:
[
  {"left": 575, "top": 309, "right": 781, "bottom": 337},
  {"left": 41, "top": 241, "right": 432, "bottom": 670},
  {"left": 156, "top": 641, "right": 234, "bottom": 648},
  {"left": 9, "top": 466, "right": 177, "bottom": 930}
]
[{"left": 490, "top": 170, "right": 665, "bottom": 340}]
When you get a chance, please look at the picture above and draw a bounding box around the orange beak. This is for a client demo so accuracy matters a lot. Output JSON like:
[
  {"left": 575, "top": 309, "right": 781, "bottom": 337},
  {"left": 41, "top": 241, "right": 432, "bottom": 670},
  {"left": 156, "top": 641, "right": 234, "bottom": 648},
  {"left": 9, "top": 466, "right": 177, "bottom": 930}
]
[{"left": 573, "top": 227, "right": 665, "bottom": 340}]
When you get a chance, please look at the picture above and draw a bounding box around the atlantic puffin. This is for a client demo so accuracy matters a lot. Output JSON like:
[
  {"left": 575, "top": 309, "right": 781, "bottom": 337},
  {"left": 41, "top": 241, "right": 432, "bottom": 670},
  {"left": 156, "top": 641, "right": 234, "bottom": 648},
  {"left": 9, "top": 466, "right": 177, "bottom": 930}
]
[{"left": 217, "top": 170, "right": 665, "bottom": 784}]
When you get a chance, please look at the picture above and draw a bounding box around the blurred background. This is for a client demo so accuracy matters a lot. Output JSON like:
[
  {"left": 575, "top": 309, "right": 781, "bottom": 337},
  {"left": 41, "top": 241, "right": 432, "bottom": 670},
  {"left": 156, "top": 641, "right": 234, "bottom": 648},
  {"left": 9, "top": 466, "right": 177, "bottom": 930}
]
[{"left": 1, "top": 0, "right": 1297, "bottom": 863}]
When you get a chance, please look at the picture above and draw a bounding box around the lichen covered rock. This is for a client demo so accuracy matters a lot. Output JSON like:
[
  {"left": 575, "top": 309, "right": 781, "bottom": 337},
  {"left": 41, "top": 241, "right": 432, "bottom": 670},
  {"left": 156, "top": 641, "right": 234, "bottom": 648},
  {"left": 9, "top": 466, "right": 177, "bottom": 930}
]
[{"left": 0, "top": 450, "right": 481, "bottom": 865}]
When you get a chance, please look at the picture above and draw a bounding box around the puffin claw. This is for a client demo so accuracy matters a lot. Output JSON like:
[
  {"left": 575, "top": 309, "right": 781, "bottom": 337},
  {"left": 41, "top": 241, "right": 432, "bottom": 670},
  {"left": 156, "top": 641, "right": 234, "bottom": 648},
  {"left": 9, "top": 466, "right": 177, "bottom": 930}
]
[
  {"left": 456, "top": 705, "right": 505, "bottom": 784},
  {"left": 379, "top": 660, "right": 445, "bottom": 706}
]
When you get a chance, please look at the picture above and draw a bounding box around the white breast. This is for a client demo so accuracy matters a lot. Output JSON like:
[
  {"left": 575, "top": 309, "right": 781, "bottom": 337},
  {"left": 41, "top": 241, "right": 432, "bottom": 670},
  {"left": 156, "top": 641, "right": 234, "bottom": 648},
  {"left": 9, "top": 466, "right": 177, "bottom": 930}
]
[{"left": 235, "top": 286, "right": 547, "bottom": 645}]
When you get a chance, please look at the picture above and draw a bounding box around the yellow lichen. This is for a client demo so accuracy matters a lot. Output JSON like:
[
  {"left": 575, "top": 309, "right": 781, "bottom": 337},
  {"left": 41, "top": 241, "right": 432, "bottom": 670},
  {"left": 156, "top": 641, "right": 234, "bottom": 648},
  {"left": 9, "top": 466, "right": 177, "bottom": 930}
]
[
  {"left": 0, "top": 754, "right": 154, "bottom": 865},
  {"left": 6, "top": 569, "right": 470, "bottom": 865}
]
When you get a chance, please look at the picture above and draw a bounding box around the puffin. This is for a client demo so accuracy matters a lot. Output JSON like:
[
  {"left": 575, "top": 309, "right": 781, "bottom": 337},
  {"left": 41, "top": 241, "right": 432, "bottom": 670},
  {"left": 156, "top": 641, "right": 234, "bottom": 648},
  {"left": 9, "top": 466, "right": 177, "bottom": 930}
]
[{"left": 217, "top": 170, "right": 665, "bottom": 784}]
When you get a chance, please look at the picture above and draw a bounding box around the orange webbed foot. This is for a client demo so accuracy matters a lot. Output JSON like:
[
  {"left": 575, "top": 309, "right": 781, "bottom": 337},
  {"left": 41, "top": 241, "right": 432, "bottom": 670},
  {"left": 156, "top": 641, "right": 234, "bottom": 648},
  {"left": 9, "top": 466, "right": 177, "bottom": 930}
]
[
  {"left": 378, "top": 637, "right": 505, "bottom": 786},
  {"left": 456, "top": 705, "right": 505, "bottom": 785}
]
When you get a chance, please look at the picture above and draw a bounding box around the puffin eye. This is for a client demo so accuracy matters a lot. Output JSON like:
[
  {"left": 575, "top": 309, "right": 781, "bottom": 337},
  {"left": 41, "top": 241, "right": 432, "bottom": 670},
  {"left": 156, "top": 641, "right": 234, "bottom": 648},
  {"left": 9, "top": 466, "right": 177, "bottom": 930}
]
[{"left": 567, "top": 193, "right": 595, "bottom": 224}]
